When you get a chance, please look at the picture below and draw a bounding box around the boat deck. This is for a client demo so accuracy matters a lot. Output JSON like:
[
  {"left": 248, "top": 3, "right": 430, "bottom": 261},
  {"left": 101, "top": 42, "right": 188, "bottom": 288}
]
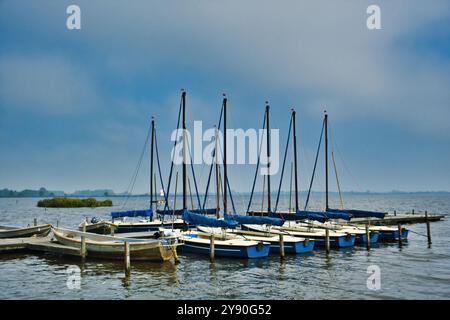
[{"left": 0, "top": 236, "right": 80, "bottom": 256}]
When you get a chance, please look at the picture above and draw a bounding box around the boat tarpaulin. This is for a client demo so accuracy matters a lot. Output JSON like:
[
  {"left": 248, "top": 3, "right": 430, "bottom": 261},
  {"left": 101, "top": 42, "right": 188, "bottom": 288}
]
[
  {"left": 296, "top": 210, "right": 328, "bottom": 223},
  {"left": 182, "top": 210, "right": 237, "bottom": 228},
  {"left": 111, "top": 209, "right": 152, "bottom": 219},
  {"left": 225, "top": 214, "right": 284, "bottom": 226},
  {"left": 323, "top": 210, "right": 352, "bottom": 221},
  {"left": 157, "top": 208, "right": 217, "bottom": 216},
  {"left": 327, "top": 208, "right": 385, "bottom": 219}
]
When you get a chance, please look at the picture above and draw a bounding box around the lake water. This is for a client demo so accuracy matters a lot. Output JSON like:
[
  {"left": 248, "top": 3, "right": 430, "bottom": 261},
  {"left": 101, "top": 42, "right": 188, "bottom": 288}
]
[{"left": 0, "top": 194, "right": 449, "bottom": 300}]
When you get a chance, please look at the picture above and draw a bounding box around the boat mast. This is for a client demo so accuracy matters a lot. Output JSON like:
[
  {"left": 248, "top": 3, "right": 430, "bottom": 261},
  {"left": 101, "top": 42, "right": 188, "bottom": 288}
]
[
  {"left": 292, "top": 109, "right": 299, "bottom": 212},
  {"left": 150, "top": 116, "right": 155, "bottom": 220},
  {"left": 325, "top": 111, "right": 329, "bottom": 210},
  {"left": 223, "top": 94, "right": 228, "bottom": 216},
  {"left": 182, "top": 90, "right": 187, "bottom": 210},
  {"left": 265, "top": 102, "right": 271, "bottom": 213},
  {"left": 215, "top": 126, "right": 220, "bottom": 218}
]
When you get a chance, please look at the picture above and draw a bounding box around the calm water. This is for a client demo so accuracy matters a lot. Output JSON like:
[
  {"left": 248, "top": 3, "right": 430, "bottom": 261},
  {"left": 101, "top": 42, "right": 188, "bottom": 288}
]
[{"left": 0, "top": 194, "right": 449, "bottom": 300}]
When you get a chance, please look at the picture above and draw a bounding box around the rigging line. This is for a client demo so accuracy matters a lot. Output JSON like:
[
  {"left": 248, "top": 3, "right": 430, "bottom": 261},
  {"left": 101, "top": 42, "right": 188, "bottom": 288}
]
[
  {"left": 121, "top": 123, "right": 152, "bottom": 209},
  {"left": 185, "top": 131, "right": 203, "bottom": 210},
  {"left": 289, "top": 162, "right": 293, "bottom": 213},
  {"left": 225, "top": 170, "right": 237, "bottom": 214},
  {"left": 162, "top": 95, "right": 183, "bottom": 211},
  {"left": 328, "top": 120, "right": 363, "bottom": 192},
  {"left": 332, "top": 151, "right": 345, "bottom": 209},
  {"left": 246, "top": 111, "right": 267, "bottom": 213},
  {"left": 304, "top": 119, "right": 325, "bottom": 210},
  {"left": 202, "top": 105, "right": 224, "bottom": 209},
  {"left": 274, "top": 115, "right": 293, "bottom": 212},
  {"left": 154, "top": 131, "right": 170, "bottom": 209}
]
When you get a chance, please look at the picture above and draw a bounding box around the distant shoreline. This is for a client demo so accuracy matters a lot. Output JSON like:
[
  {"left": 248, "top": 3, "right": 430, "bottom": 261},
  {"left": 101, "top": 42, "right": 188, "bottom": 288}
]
[{"left": 1, "top": 187, "right": 449, "bottom": 198}]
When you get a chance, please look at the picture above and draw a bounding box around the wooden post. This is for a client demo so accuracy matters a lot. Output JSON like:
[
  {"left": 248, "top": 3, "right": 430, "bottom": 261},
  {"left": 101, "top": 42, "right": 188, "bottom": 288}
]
[
  {"left": 279, "top": 234, "right": 285, "bottom": 259},
  {"left": 172, "top": 244, "right": 180, "bottom": 264},
  {"left": 210, "top": 234, "right": 215, "bottom": 261},
  {"left": 110, "top": 224, "right": 115, "bottom": 236},
  {"left": 56, "top": 219, "right": 59, "bottom": 227},
  {"left": 394, "top": 210, "right": 397, "bottom": 216},
  {"left": 80, "top": 223, "right": 86, "bottom": 259},
  {"left": 33, "top": 218, "right": 37, "bottom": 226},
  {"left": 124, "top": 241, "right": 131, "bottom": 276},
  {"left": 398, "top": 224, "right": 403, "bottom": 246},
  {"left": 325, "top": 228, "right": 330, "bottom": 254},
  {"left": 425, "top": 211, "right": 432, "bottom": 246},
  {"left": 412, "top": 209, "right": 415, "bottom": 215},
  {"left": 365, "top": 224, "right": 371, "bottom": 251}
]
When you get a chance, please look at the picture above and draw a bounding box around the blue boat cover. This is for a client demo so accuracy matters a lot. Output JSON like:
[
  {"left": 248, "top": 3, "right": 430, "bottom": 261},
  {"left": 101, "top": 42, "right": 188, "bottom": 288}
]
[
  {"left": 225, "top": 213, "right": 284, "bottom": 226},
  {"left": 182, "top": 210, "right": 237, "bottom": 228},
  {"left": 157, "top": 208, "right": 217, "bottom": 216},
  {"left": 323, "top": 211, "right": 352, "bottom": 221},
  {"left": 296, "top": 210, "right": 328, "bottom": 223},
  {"left": 327, "top": 208, "right": 385, "bottom": 219},
  {"left": 111, "top": 209, "right": 153, "bottom": 219}
]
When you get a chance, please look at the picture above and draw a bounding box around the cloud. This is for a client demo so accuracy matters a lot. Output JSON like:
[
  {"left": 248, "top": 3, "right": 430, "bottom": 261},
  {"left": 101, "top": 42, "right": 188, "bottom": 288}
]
[{"left": 0, "top": 54, "right": 101, "bottom": 115}]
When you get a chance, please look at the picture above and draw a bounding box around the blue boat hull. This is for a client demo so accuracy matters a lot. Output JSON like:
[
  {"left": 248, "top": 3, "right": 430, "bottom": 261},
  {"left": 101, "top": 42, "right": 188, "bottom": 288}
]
[
  {"left": 310, "top": 234, "right": 356, "bottom": 248},
  {"left": 355, "top": 232, "right": 379, "bottom": 244},
  {"left": 268, "top": 239, "right": 315, "bottom": 254},
  {"left": 179, "top": 237, "right": 270, "bottom": 258},
  {"left": 378, "top": 229, "right": 409, "bottom": 242}
]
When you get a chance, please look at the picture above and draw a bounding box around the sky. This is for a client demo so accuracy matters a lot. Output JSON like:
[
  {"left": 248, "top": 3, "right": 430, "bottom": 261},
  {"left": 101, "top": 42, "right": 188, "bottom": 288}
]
[{"left": 0, "top": 0, "right": 449, "bottom": 195}]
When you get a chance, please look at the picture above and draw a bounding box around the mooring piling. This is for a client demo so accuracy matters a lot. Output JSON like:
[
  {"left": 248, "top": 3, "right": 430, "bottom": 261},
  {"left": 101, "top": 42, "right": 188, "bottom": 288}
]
[
  {"left": 365, "top": 224, "right": 371, "bottom": 251},
  {"left": 425, "top": 210, "right": 432, "bottom": 246},
  {"left": 325, "top": 228, "right": 330, "bottom": 254},
  {"left": 394, "top": 210, "right": 397, "bottom": 216},
  {"left": 33, "top": 218, "right": 37, "bottom": 226},
  {"left": 80, "top": 222, "right": 87, "bottom": 259},
  {"left": 279, "top": 234, "right": 285, "bottom": 259},
  {"left": 210, "top": 235, "right": 215, "bottom": 261},
  {"left": 124, "top": 241, "right": 131, "bottom": 276},
  {"left": 412, "top": 209, "right": 415, "bottom": 215}
]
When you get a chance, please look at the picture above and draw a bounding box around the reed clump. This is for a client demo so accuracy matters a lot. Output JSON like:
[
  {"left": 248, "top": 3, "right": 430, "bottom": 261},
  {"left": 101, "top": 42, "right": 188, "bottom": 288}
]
[{"left": 37, "top": 197, "right": 113, "bottom": 208}]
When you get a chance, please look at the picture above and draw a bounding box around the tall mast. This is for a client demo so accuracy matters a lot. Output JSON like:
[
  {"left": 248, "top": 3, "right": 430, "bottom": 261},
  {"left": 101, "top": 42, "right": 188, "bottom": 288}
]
[
  {"left": 265, "top": 102, "right": 271, "bottom": 213},
  {"left": 150, "top": 117, "right": 155, "bottom": 219},
  {"left": 215, "top": 126, "right": 220, "bottom": 218},
  {"left": 223, "top": 94, "right": 228, "bottom": 216},
  {"left": 292, "top": 109, "right": 299, "bottom": 212},
  {"left": 182, "top": 90, "right": 187, "bottom": 210},
  {"left": 325, "top": 112, "right": 329, "bottom": 210}
]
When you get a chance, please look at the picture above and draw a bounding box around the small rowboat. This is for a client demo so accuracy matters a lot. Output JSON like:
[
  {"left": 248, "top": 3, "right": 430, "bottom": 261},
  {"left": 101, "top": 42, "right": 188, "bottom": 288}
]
[
  {"left": 0, "top": 224, "right": 52, "bottom": 239},
  {"left": 197, "top": 226, "right": 315, "bottom": 254},
  {"left": 178, "top": 229, "right": 271, "bottom": 258},
  {"left": 244, "top": 224, "right": 356, "bottom": 248},
  {"left": 52, "top": 227, "right": 175, "bottom": 262}
]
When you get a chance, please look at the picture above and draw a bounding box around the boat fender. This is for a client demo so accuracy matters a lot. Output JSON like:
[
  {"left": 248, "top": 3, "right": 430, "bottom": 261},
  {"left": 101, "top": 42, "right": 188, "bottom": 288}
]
[
  {"left": 303, "top": 238, "right": 309, "bottom": 246},
  {"left": 91, "top": 217, "right": 99, "bottom": 224},
  {"left": 256, "top": 241, "right": 265, "bottom": 252}
]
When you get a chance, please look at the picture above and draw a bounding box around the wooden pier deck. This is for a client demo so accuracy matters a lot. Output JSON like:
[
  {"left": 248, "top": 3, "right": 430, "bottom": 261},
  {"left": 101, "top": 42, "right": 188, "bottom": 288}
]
[
  {"left": 248, "top": 211, "right": 446, "bottom": 226},
  {"left": 0, "top": 236, "right": 80, "bottom": 256}
]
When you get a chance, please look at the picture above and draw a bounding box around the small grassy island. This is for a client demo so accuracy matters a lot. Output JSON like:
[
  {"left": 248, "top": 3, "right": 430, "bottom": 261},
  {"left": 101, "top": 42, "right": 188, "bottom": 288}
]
[{"left": 37, "top": 197, "right": 113, "bottom": 208}]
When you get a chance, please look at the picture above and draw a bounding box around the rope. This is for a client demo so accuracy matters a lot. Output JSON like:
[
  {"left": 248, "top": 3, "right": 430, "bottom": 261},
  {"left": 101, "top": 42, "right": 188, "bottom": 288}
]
[
  {"left": 274, "top": 115, "right": 293, "bottom": 212},
  {"left": 163, "top": 95, "right": 184, "bottom": 211},
  {"left": 304, "top": 119, "right": 325, "bottom": 210},
  {"left": 246, "top": 112, "right": 267, "bottom": 213},
  {"left": 121, "top": 123, "right": 152, "bottom": 209}
]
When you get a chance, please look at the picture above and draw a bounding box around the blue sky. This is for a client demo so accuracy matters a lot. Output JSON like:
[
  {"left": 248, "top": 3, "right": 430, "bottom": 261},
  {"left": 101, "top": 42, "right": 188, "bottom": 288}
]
[{"left": 0, "top": 0, "right": 449, "bottom": 194}]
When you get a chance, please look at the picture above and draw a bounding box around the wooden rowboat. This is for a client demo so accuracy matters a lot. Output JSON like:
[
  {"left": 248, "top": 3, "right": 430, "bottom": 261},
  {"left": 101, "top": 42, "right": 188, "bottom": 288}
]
[
  {"left": 0, "top": 224, "right": 52, "bottom": 239},
  {"left": 52, "top": 227, "right": 175, "bottom": 262}
]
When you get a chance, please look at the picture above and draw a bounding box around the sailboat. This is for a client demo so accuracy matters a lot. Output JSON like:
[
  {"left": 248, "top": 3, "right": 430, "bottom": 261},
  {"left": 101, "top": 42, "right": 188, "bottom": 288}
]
[
  {"left": 80, "top": 117, "right": 185, "bottom": 234},
  {"left": 260, "top": 108, "right": 356, "bottom": 248},
  {"left": 320, "top": 113, "right": 408, "bottom": 242},
  {"left": 171, "top": 92, "right": 271, "bottom": 258}
]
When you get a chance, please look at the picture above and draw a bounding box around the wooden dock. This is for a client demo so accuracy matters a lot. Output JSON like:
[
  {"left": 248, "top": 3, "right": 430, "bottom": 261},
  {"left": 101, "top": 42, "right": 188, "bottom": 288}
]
[
  {"left": 248, "top": 211, "right": 446, "bottom": 226},
  {"left": 0, "top": 236, "right": 80, "bottom": 256}
]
